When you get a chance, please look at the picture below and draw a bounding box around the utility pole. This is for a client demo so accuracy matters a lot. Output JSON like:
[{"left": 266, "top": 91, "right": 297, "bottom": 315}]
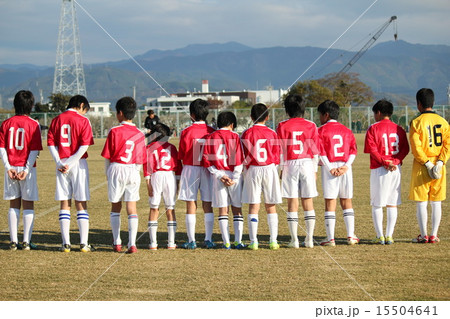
[{"left": 53, "top": 0, "right": 87, "bottom": 96}]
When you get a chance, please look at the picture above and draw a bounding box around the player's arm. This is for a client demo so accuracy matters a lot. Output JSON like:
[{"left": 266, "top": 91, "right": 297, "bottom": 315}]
[
  {"left": 393, "top": 128, "right": 410, "bottom": 165},
  {"left": 364, "top": 128, "right": 389, "bottom": 168},
  {"left": 0, "top": 147, "right": 17, "bottom": 179},
  {"left": 17, "top": 150, "right": 39, "bottom": 180},
  {"left": 48, "top": 145, "right": 66, "bottom": 172},
  {"left": 409, "top": 121, "right": 430, "bottom": 165},
  {"left": 63, "top": 145, "right": 89, "bottom": 171}
]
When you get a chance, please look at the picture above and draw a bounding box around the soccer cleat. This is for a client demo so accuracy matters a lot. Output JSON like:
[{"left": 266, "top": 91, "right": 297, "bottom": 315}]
[
  {"left": 412, "top": 234, "right": 429, "bottom": 243},
  {"left": 22, "top": 242, "right": 30, "bottom": 251},
  {"left": 149, "top": 244, "right": 158, "bottom": 251},
  {"left": 80, "top": 244, "right": 95, "bottom": 252},
  {"left": 29, "top": 242, "right": 38, "bottom": 250},
  {"left": 223, "top": 243, "right": 231, "bottom": 250},
  {"left": 233, "top": 242, "right": 247, "bottom": 249},
  {"left": 203, "top": 240, "right": 217, "bottom": 249},
  {"left": 248, "top": 242, "right": 259, "bottom": 250},
  {"left": 127, "top": 246, "right": 138, "bottom": 254},
  {"left": 269, "top": 241, "right": 280, "bottom": 250},
  {"left": 385, "top": 236, "right": 394, "bottom": 245},
  {"left": 347, "top": 236, "right": 360, "bottom": 245},
  {"left": 429, "top": 236, "right": 440, "bottom": 243},
  {"left": 372, "top": 236, "right": 385, "bottom": 245},
  {"left": 113, "top": 244, "right": 122, "bottom": 252},
  {"left": 287, "top": 240, "right": 299, "bottom": 249},
  {"left": 320, "top": 239, "right": 336, "bottom": 247},
  {"left": 167, "top": 243, "right": 177, "bottom": 250},
  {"left": 60, "top": 244, "right": 71, "bottom": 253},
  {"left": 301, "top": 240, "right": 314, "bottom": 248},
  {"left": 9, "top": 242, "right": 18, "bottom": 251},
  {"left": 182, "top": 241, "right": 197, "bottom": 250}
]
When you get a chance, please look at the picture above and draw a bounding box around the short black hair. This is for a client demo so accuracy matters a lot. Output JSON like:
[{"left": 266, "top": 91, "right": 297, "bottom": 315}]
[
  {"left": 149, "top": 123, "right": 171, "bottom": 144},
  {"left": 116, "top": 96, "right": 137, "bottom": 120},
  {"left": 251, "top": 103, "right": 269, "bottom": 123},
  {"left": 147, "top": 109, "right": 154, "bottom": 115},
  {"left": 284, "top": 93, "right": 305, "bottom": 118},
  {"left": 372, "top": 99, "right": 393, "bottom": 117},
  {"left": 14, "top": 90, "right": 34, "bottom": 115},
  {"left": 189, "top": 98, "right": 209, "bottom": 121},
  {"left": 67, "top": 95, "right": 90, "bottom": 111},
  {"left": 318, "top": 100, "right": 339, "bottom": 120},
  {"left": 416, "top": 88, "right": 434, "bottom": 109},
  {"left": 217, "top": 111, "right": 237, "bottom": 129}
]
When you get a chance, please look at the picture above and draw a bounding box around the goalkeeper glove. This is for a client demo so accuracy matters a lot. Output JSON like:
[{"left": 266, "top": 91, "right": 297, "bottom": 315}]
[
  {"left": 424, "top": 161, "right": 438, "bottom": 179},
  {"left": 432, "top": 160, "right": 444, "bottom": 179}
]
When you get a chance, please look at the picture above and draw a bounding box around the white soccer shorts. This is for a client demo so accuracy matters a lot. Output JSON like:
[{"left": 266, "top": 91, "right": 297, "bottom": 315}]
[
  {"left": 149, "top": 171, "right": 177, "bottom": 209},
  {"left": 107, "top": 163, "right": 141, "bottom": 203},
  {"left": 55, "top": 159, "right": 90, "bottom": 201},
  {"left": 242, "top": 164, "right": 282, "bottom": 204},
  {"left": 178, "top": 165, "right": 212, "bottom": 202},
  {"left": 3, "top": 166, "right": 38, "bottom": 201},
  {"left": 370, "top": 166, "right": 402, "bottom": 207},
  {"left": 281, "top": 159, "right": 318, "bottom": 198},
  {"left": 321, "top": 162, "right": 353, "bottom": 199},
  {"left": 211, "top": 171, "right": 242, "bottom": 208}
]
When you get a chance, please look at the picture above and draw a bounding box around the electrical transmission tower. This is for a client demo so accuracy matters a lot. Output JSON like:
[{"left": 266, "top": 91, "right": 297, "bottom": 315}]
[{"left": 53, "top": 0, "right": 87, "bottom": 96}]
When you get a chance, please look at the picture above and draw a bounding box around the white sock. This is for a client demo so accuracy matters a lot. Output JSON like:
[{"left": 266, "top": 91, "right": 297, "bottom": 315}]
[
  {"left": 128, "top": 214, "right": 138, "bottom": 248},
  {"left": 304, "top": 210, "right": 315, "bottom": 242},
  {"left": 287, "top": 211, "right": 298, "bottom": 242},
  {"left": 8, "top": 208, "right": 20, "bottom": 243},
  {"left": 185, "top": 214, "right": 196, "bottom": 243},
  {"left": 233, "top": 215, "right": 244, "bottom": 243},
  {"left": 59, "top": 210, "right": 71, "bottom": 245},
  {"left": 431, "top": 201, "right": 442, "bottom": 237},
  {"left": 204, "top": 212, "right": 214, "bottom": 242},
  {"left": 110, "top": 212, "right": 121, "bottom": 245},
  {"left": 267, "top": 213, "right": 278, "bottom": 243},
  {"left": 324, "top": 211, "right": 336, "bottom": 241},
  {"left": 22, "top": 209, "right": 35, "bottom": 244},
  {"left": 148, "top": 221, "right": 158, "bottom": 246},
  {"left": 77, "top": 210, "right": 89, "bottom": 245},
  {"left": 218, "top": 215, "right": 230, "bottom": 245},
  {"left": 385, "top": 207, "right": 398, "bottom": 237},
  {"left": 343, "top": 208, "right": 355, "bottom": 238},
  {"left": 371, "top": 206, "right": 384, "bottom": 238},
  {"left": 248, "top": 214, "right": 259, "bottom": 243},
  {"left": 416, "top": 201, "right": 428, "bottom": 236},
  {"left": 167, "top": 221, "right": 177, "bottom": 245}
]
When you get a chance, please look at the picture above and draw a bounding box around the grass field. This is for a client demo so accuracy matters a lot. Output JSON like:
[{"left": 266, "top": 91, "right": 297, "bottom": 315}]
[{"left": 0, "top": 134, "right": 448, "bottom": 301}]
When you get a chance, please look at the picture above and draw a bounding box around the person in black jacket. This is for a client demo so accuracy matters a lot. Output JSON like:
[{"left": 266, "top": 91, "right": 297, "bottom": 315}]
[{"left": 144, "top": 110, "right": 160, "bottom": 137}]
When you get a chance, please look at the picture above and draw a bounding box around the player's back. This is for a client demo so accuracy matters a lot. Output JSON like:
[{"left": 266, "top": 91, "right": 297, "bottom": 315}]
[
  {"left": 179, "top": 122, "right": 214, "bottom": 166},
  {"left": 241, "top": 124, "right": 280, "bottom": 166},
  {"left": 318, "top": 120, "right": 357, "bottom": 163},
  {"left": 145, "top": 141, "right": 181, "bottom": 175},
  {"left": 47, "top": 109, "right": 93, "bottom": 159},
  {"left": 276, "top": 117, "right": 319, "bottom": 160},
  {"left": 0, "top": 115, "right": 42, "bottom": 167},
  {"left": 203, "top": 129, "right": 243, "bottom": 171}
]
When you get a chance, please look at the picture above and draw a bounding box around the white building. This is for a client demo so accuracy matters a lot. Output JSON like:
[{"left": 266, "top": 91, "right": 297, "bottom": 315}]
[{"left": 89, "top": 102, "right": 112, "bottom": 117}]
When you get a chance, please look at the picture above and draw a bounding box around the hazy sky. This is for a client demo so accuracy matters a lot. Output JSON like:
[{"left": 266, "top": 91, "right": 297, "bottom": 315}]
[{"left": 1, "top": 0, "right": 449, "bottom": 66}]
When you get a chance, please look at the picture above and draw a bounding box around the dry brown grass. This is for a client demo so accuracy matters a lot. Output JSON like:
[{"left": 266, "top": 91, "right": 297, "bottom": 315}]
[{"left": 0, "top": 134, "right": 448, "bottom": 301}]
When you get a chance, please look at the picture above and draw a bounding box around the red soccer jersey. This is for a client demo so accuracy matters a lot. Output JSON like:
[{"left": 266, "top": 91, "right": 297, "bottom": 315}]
[
  {"left": 101, "top": 122, "right": 146, "bottom": 165},
  {"left": 144, "top": 141, "right": 182, "bottom": 177},
  {"left": 0, "top": 115, "right": 43, "bottom": 167},
  {"left": 318, "top": 120, "right": 357, "bottom": 163},
  {"left": 364, "top": 119, "right": 409, "bottom": 169},
  {"left": 276, "top": 117, "right": 319, "bottom": 161},
  {"left": 241, "top": 124, "right": 280, "bottom": 167},
  {"left": 179, "top": 122, "right": 215, "bottom": 166},
  {"left": 47, "top": 109, "right": 94, "bottom": 159},
  {"left": 203, "top": 129, "right": 243, "bottom": 172}
]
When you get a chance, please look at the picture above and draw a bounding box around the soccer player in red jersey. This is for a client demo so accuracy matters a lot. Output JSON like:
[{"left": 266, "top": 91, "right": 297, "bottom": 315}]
[
  {"left": 241, "top": 103, "right": 282, "bottom": 250},
  {"left": 364, "top": 99, "right": 409, "bottom": 245},
  {"left": 101, "top": 97, "right": 147, "bottom": 254},
  {"left": 0, "top": 90, "right": 42, "bottom": 251},
  {"left": 144, "top": 123, "right": 182, "bottom": 250},
  {"left": 47, "top": 95, "right": 94, "bottom": 253},
  {"left": 203, "top": 111, "right": 244, "bottom": 249},
  {"left": 317, "top": 100, "right": 359, "bottom": 247},
  {"left": 277, "top": 93, "right": 319, "bottom": 248},
  {"left": 178, "top": 99, "right": 215, "bottom": 249}
]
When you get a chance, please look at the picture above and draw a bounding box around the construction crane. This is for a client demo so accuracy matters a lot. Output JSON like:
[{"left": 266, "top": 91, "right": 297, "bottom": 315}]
[{"left": 338, "top": 16, "right": 398, "bottom": 74}]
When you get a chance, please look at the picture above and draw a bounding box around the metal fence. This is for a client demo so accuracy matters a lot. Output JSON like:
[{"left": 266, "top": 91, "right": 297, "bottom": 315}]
[{"left": 1, "top": 105, "right": 449, "bottom": 138}]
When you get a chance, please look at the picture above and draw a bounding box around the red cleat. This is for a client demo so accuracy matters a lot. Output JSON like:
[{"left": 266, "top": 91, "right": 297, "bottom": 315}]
[
  {"left": 429, "top": 236, "right": 440, "bottom": 243},
  {"left": 113, "top": 244, "right": 122, "bottom": 252},
  {"left": 127, "top": 245, "right": 137, "bottom": 254}
]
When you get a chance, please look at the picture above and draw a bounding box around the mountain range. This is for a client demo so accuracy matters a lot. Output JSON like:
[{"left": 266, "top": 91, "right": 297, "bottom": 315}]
[{"left": 0, "top": 40, "right": 449, "bottom": 108}]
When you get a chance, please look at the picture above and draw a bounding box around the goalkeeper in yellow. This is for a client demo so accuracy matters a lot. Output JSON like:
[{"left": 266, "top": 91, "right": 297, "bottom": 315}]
[{"left": 409, "top": 88, "right": 449, "bottom": 243}]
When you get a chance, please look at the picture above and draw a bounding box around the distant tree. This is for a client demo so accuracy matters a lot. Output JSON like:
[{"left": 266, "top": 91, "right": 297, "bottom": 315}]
[
  {"left": 49, "top": 93, "right": 71, "bottom": 112},
  {"left": 35, "top": 102, "right": 50, "bottom": 113},
  {"left": 231, "top": 100, "right": 252, "bottom": 109},
  {"left": 288, "top": 80, "right": 333, "bottom": 108},
  {"left": 207, "top": 98, "right": 224, "bottom": 109}
]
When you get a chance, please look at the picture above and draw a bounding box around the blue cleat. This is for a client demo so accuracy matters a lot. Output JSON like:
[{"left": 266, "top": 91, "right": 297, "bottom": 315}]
[
  {"left": 223, "top": 243, "right": 231, "bottom": 250},
  {"left": 203, "top": 240, "right": 217, "bottom": 249},
  {"left": 182, "top": 241, "right": 197, "bottom": 250}
]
